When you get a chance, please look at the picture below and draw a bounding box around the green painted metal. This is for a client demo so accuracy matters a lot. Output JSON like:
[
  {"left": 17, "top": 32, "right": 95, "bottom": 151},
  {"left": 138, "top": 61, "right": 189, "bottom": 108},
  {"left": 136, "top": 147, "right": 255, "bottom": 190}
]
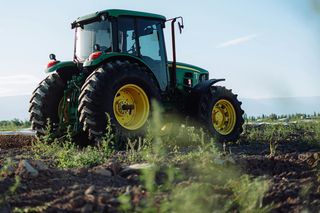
[
  {"left": 74, "top": 9, "right": 166, "bottom": 26},
  {"left": 45, "top": 61, "right": 77, "bottom": 73},
  {"left": 58, "top": 73, "right": 86, "bottom": 134},
  {"left": 168, "top": 61, "right": 209, "bottom": 92},
  {"left": 107, "top": 9, "right": 166, "bottom": 20},
  {"left": 83, "top": 52, "right": 150, "bottom": 68},
  {"left": 170, "top": 61, "right": 209, "bottom": 73}
]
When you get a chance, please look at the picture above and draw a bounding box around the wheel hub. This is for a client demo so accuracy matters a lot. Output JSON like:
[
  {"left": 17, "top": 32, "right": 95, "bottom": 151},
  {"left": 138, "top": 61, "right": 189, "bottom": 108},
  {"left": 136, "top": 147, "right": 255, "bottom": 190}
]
[
  {"left": 113, "top": 84, "right": 149, "bottom": 130},
  {"left": 121, "top": 104, "right": 135, "bottom": 114},
  {"left": 212, "top": 99, "right": 236, "bottom": 135}
]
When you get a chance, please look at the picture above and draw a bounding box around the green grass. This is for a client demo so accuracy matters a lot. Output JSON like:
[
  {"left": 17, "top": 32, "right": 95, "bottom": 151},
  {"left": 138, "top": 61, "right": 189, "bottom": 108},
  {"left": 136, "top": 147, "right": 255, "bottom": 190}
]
[
  {"left": 0, "top": 119, "right": 30, "bottom": 131},
  {"left": 243, "top": 121, "right": 320, "bottom": 145},
  {"left": 33, "top": 139, "right": 113, "bottom": 168},
  {"left": 32, "top": 119, "right": 114, "bottom": 169}
]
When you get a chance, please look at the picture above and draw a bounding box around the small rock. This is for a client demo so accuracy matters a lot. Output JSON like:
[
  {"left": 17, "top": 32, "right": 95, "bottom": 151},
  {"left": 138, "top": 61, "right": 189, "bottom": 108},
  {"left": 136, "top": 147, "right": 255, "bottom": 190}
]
[
  {"left": 85, "top": 185, "right": 95, "bottom": 195},
  {"left": 106, "top": 160, "right": 121, "bottom": 175},
  {"left": 119, "top": 163, "right": 152, "bottom": 177},
  {"left": 71, "top": 184, "right": 80, "bottom": 190},
  {"left": 84, "top": 194, "right": 96, "bottom": 202},
  {"left": 75, "top": 168, "right": 88, "bottom": 176},
  {"left": 126, "top": 174, "right": 140, "bottom": 182},
  {"left": 15, "top": 160, "right": 39, "bottom": 178},
  {"left": 92, "top": 167, "right": 112, "bottom": 177},
  {"left": 67, "top": 190, "right": 77, "bottom": 198},
  {"left": 31, "top": 160, "right": 48, "bottom": 171}
]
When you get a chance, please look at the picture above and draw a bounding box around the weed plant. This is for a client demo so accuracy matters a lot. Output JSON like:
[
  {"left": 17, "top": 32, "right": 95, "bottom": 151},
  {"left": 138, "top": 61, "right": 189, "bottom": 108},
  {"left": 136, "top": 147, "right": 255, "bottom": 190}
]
[
  {"left": 243, "top": 121, "right": 320, "bottom": 145},
  {"left": 0, "top": 159, "right": 20, "bottom": 209},
  {"left": 119, "top": 102, "right": 273, "bottom": 213},
  {"left": 32, "top": 117, "right": 115, "bottom": 169}
]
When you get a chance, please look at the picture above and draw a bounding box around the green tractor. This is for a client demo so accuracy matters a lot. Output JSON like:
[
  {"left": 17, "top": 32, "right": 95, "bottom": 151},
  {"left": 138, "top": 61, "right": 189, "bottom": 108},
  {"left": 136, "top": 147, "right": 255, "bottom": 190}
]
[{"left": 29, "top": 9, "right": 244, "bottom": 144}]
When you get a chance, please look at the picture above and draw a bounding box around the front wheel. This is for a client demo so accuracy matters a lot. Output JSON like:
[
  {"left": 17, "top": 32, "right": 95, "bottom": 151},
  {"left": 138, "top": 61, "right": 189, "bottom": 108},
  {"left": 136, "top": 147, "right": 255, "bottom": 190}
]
[{"left": 198, "top": 86, "right": 244, "bottom": 142}]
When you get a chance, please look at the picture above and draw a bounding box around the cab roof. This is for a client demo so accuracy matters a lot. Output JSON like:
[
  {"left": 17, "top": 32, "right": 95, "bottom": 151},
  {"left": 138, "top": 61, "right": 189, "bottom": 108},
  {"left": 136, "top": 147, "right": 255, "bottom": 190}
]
[{"left": 72, "top": 9, "right": 166, "bottom": 28}]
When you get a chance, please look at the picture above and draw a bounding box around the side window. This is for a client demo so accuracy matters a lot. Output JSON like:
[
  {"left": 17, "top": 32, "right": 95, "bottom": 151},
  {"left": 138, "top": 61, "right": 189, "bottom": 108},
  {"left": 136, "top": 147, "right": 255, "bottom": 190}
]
[
  {"left": 138, "top": 24, "right": 161, "bottom": 60},
  {"left": 118, "top": 18, "right": 137, "bottom": 56},
  {"left": 117, "top": 17, "right": 168, "bottom": 91},
  {"left": 137, "top": 20, "right": 163, "bottom": 61},
  {"left": 137, "top": 19, "right": 168, "bottom": 91}
]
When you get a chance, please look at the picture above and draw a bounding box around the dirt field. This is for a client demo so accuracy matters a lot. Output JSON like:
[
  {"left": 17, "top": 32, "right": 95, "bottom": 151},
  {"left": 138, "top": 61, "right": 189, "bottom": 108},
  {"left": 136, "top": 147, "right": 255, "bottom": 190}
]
[{"left": 0, "top": 132, "right": 320, "bottom": 212}]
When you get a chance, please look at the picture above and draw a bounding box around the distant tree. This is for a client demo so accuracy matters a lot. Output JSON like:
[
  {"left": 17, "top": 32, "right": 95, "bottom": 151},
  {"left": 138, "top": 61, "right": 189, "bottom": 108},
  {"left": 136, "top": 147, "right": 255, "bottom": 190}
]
[
  {"left": 11, "top": 118, "right": 21, "bottom": 126},
  {"left": 269, "top": 113, "right": 277, "bottom": 121},
  {"left": 243, "top": 113, "right": 248, "bottom": 121}
]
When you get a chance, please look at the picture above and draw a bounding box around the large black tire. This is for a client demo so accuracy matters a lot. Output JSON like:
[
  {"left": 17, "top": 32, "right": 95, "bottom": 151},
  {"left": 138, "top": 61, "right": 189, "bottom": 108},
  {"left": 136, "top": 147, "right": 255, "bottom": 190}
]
[
  {"left": 198, "top": 86, "right": 244, "bottom": 142},
  {"left": 29, "top": 73, "right": 65, "bottom": 136},
  {"left": 78, "top": 60, "right": 161, "bottom": 142}
]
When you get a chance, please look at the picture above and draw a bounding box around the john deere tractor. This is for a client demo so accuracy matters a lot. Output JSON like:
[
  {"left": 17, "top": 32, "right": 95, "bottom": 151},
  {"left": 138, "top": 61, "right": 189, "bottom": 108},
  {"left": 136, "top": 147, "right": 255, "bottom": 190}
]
[{"left": 29, "top": 9, "right": 244, "bottom": 144}]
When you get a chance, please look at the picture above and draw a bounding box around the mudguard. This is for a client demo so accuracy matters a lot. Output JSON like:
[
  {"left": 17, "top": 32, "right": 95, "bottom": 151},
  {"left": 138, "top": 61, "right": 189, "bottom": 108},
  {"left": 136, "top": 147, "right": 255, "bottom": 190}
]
[
  {"left": 83, "top": 52, "right": 151, "bottom": 68},
  {"left": 45, "top": 61, "right": 77, "bottom": 73},
  {"left": 192, "top": 79, "right": 225, "bottom": 93},
  {"left": 187, "top": 78, "right": 225, "bottom": 115}
]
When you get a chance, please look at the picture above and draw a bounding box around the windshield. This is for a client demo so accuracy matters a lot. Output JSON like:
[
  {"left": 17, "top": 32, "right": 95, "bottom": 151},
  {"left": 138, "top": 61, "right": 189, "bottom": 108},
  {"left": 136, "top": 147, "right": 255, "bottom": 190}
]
[{"left": 75, "top": 20, "right": 112, "bottom": 61}]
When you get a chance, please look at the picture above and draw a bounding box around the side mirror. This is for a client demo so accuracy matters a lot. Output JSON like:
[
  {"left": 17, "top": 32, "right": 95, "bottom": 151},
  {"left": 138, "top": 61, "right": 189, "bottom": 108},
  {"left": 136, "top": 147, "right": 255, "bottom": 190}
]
[
  {"left": 143, "top": 26, "right": 154, "bottom": 36},
  {"left": 178, "top": 21, "right": 184, "bottom": 34},
  {"left": 49, "top": 53, "right": 56, "bottom": 61},
  {"left": 94, "top": 44, "right": 101, "bottom": 51}
]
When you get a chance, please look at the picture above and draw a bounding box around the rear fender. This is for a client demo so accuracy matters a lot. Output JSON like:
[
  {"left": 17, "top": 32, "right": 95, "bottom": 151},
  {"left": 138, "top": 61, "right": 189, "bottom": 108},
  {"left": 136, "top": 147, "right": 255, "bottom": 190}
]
[
  {"left": 192, "top": 79, "right": 225, "bottom": 94},
  {"left": 45, "top": 61, "right": 79, "bottom": 83},
  {"left": 83, "top": 52, "right": 150, "bottom": 69},
  {"left": 45, "top": 61, "right": 77, "bottom": 73}
]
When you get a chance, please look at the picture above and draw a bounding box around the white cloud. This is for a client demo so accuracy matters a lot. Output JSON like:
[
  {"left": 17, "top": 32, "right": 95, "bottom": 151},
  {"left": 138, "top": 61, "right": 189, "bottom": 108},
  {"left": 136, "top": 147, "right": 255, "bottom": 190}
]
[
  {"left": 216, "top": 34, "right": 259, "bottom": 48},
  {"left": 0, "top": 75, "right": 41, "bottom": 85},
  {"left": 0, "top": 74, "right": 41, "bottom": 97}
]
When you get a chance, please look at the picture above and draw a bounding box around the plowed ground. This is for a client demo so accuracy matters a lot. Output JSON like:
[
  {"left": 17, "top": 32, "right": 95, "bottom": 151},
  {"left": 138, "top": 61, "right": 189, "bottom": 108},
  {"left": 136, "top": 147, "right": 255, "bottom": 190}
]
[{"left": 0, "top": 130, "right": 320, "bottom": 213}]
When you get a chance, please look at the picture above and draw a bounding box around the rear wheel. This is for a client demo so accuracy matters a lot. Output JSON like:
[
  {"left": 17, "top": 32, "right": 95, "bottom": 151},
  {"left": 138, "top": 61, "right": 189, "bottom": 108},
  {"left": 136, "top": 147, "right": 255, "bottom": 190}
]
[
  {"left": 78, "top": 60, "right": 160, "bottom": 143},
  {"left": 29, "top": 73, "right": 65, "bottom": 136},
  {"left": 198, "top": 86, "right": 244, "bottom": 142}
]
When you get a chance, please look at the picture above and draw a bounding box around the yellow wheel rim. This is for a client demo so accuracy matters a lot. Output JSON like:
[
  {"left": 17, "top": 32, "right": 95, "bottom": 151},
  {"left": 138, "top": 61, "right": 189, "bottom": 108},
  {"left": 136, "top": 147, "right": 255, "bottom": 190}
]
[
  {"left": 212, "top": 99, "right": 237, "bottom": 135},
  {"left": 113, "top": 84, "right": 149, "bottom": 130}
]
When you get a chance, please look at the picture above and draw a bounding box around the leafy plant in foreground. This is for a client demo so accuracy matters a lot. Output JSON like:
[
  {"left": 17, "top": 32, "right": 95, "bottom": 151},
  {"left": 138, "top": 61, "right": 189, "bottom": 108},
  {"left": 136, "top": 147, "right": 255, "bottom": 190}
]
[
  {"left": 0, "top": 159, "right": 20, "bottom": 209},
  {"left": 119, "top": 102, "right": 273, "bottom": 213},
  {"left": 32, "top": 116, "right": 115, "bottom": 168}
]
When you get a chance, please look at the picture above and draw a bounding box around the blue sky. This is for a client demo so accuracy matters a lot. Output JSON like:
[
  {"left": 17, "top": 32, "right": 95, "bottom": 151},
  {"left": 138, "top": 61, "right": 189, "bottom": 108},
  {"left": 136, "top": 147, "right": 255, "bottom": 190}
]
[{"left": 0, "top": 0, "right": 319, "bottom": 99}]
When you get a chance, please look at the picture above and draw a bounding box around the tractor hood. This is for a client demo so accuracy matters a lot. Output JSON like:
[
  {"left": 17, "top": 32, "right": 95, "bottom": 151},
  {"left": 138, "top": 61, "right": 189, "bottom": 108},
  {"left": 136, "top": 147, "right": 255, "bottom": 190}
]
[
  {"left": 168, "top": 62, "right": 209, "bottom": 92},
  {"left": 168, "top": 61, "right": 209, "bottom": 74}
]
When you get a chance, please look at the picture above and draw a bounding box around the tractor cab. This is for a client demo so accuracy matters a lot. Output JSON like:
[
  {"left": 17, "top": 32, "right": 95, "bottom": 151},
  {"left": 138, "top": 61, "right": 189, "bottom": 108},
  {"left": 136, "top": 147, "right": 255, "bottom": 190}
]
[{"left": 72, "top": 10, "right": 169, "bottom": 91}]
